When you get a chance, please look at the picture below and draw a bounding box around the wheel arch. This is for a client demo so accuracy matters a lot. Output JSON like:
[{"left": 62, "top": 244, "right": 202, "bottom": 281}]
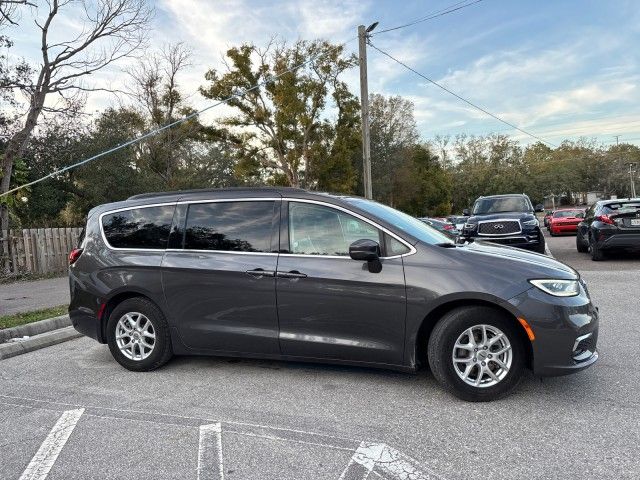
[
  {"left": 413, "top": 298, "right": 533, "bottom": 371},
  {"left": 99, "top": 289, "right": 161, "bottom": 343}
]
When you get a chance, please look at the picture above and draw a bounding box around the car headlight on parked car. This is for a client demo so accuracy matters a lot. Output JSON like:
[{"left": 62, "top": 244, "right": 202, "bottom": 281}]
[
  {"left": 523, "top": 218, "right": 539, "bottom": 226},
  {"left": 529, "top": 279, "right": 580, "bottom": 297},
  {"left": 464, "top": 223, "right": 476, "bottom": 230}
]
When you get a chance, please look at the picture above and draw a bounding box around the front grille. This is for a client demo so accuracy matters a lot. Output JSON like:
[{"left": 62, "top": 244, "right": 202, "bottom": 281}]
[{"left": 478, "top": 220, "right": 521, "bottom": 235}]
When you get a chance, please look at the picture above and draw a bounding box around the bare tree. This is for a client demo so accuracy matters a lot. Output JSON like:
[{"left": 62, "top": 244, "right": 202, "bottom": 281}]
[
  {"left": 0, "top": 0, "right": 151, "bottom": 244},
  {"left": 126, "top": 43, "right": 201, "bottom": 186},
  {"left": 0, "top": 0, "right": 33, "bottom": 27}
]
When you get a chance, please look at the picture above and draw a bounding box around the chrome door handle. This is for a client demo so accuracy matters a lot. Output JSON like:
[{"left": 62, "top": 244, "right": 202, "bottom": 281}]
[
  {"left": 276, "top": 270, "right": 307, "bottom": 279},
  {"left": 245, "top": 268, "right": 275, "bottom": 278}
]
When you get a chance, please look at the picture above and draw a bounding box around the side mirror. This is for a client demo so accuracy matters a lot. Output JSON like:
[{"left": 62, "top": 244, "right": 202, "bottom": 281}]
[
  {"left": 535, "top": 204, "right": 544, "bottom": 212},
  {"left": 462, "top": 208, "right": 470, "bottom": 216},
  {"left": 349, "top": 239, "right": 380, "bottom": 262}
]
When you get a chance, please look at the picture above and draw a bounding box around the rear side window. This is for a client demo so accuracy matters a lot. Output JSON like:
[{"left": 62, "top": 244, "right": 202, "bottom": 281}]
[
  {"left": 184, "top": 201, "right": 275, "bottom": 252},
  {"left": 603, "top": 202, "right": 640, "bottom": 213},
  {"left": 102, "top": 206, "right": 175, "bottom": 249}
]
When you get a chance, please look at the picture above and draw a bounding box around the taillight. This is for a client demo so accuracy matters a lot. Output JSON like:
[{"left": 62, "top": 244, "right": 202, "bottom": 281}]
[
  {"left": 69, "top": 248, "right": 83, "bottom": 265},
  {"left": 595, "top": 215, "right": 615, "bottom": 225}
]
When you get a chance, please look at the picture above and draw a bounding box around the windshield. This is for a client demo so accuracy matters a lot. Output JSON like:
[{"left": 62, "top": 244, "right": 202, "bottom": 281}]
[
  {"left": 553, "top": 210, "right": 583, "bottom": 218},
  {"left": 346, "top": 198, "right": 453, "bottom": 245},
  {"left": 473, "top": 196, "right": 530, "bottom": 215}
]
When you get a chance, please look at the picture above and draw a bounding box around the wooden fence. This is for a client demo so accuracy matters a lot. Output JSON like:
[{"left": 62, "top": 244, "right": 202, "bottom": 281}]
[{"left": 1, "top": 227, "right": 83, "bottom": 276}]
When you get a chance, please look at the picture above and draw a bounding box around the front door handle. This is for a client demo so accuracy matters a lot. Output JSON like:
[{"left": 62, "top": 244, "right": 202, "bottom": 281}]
[
  {"left": 245, "top": 268, "right": 275, "bottom": 278},
  {"left": 276, "top": 270, "right": 307, "bottom": 279}
]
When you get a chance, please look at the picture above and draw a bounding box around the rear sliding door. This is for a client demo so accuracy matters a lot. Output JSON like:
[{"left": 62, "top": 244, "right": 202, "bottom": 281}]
[{"left": 162, "top": 199, "right": 281, "bottom": 355}]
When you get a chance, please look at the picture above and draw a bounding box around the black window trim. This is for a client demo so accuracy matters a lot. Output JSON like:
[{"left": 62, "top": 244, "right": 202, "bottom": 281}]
[{"left": 98, "top": 197, "right": 416, "bottom": 258}]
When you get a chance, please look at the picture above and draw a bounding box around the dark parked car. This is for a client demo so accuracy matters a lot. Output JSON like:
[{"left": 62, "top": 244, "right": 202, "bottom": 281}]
[
  {"left": 548, "top": 208, "right": 585, "bottom": 236},
  {"left": 543, "top": 210, "right": 554, "bottom": 228},
  {"left": 576, "top": 198, "right": 640, "bottom": 260},
  {"left": 69, "top": 188, "right": 598, "bottom": 401},
  {"left": 460, "top": 194, "right": 546, "bottom": 253},
  {"left": 418, "top": 217, "right": 459, "bottom": 238}
]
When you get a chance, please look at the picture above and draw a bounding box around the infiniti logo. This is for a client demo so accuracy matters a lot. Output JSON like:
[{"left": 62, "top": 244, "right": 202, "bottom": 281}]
[{"left": 493, "top": 224, "right": 504, "bottom": 230}]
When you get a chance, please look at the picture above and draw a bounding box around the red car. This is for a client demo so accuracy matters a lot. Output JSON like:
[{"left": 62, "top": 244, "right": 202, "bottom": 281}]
[{"left": 548, "top": 208, "right": 585, "bottom": 236}]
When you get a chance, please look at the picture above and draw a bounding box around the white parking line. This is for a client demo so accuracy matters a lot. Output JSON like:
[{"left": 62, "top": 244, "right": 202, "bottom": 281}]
[
  {"left": 338, "top": 442, "right": 443, "bottom": 480},
  {"left": 19, "top": 408, "right": 84, "bottom": 480},
  {"left": 197, "top": 422, "right": 224, "bottom": 480}
]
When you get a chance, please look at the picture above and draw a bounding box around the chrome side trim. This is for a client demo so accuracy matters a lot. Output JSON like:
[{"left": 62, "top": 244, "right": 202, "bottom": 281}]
[
  {"left": 573, "top": 332, "right": 593, "bottom": 352},
  {"left": 480, "top": 236, "right": 528, "bottom": 241},
  {"left": 477, "top": 218, "right": 522, "bottom": 237},
  {"left": 97, "top": 196, "right": 417, "bottom": 258},
  {"left": 165, "top": 248, "right": 278, "bottom": 256}
]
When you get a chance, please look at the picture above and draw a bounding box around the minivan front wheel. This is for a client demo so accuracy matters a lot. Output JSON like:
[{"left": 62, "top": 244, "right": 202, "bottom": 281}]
[
  {"left": 427, "top": 306, "right": 525, "bottom": 402},
  {"left": 107, "top": 297, "right": 173, "bottom": 371}
]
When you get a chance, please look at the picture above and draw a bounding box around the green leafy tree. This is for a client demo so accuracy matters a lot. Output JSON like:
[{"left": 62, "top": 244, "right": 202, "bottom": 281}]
[
  {"left": 369, "top": 94, "right": 419, "bottom": 205},
  {"left": 200, "top": 39, "right": 359, "bottom": 190}
]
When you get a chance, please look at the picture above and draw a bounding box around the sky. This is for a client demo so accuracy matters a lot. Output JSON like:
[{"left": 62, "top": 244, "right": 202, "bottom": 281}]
[{"left": 8, "top": 0, "right": 640, "bottom": 148}]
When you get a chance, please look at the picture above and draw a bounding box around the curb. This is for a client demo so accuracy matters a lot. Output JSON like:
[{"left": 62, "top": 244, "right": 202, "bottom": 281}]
[
  {"left": 0, "top": 326, "right": 82, "bottom": 360},
  {"left": 0, "top": 314, "right": 71, "bottom": 343}
]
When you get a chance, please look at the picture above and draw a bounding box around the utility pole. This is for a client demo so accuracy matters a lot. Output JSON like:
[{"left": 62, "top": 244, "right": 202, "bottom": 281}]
[
  {"left": 358, "top": 22, "right": 378, "bottom": 200},
  {"left": 616, "top": 136, "right": 637, "bottom": 198}
]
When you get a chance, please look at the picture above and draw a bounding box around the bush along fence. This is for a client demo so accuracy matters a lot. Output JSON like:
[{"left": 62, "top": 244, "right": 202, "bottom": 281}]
[{"left": 0, "top": 228, "right": 82, "bottom": 277}]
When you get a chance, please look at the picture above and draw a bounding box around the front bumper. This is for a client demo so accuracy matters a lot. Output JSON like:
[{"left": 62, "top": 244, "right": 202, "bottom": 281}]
[
  {"left": 509, "top": 283, "right": 599, "bottom": 376},
  {"left": 551, "top": 223, "right": 579, "bottom": 234},
  {"left": 460, "top": 233, "right": 543, "bottom": 250}
]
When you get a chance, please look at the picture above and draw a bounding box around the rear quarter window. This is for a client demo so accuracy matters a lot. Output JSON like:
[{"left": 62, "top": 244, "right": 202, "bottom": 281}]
[{"left": 101, "top": 205, "right": 175, "bottom": 249}]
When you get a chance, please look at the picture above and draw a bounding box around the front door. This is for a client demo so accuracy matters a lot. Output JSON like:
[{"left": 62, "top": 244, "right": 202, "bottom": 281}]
[
  {"left": 276, "top": 201, "right": 408, "bottom": 365},
  {"left": 162, "top": 199, "right": 280, "bottom": 354}
]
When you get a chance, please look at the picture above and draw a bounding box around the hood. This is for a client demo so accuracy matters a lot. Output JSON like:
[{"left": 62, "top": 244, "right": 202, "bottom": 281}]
[
  {"left": 454, "top": 240, "right": 577, "bottom": 278},
  {"left": 466, "top": 212, "right": 534, "bottom": 222}
]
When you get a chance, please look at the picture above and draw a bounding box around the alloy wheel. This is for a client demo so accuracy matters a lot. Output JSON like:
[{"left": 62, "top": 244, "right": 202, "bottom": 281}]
[
  {"left": 451, "top": 324, "right": 513, "bottom": 388},
  {"left": 115, "top": 312, "right": 156, "bottom": 361}
]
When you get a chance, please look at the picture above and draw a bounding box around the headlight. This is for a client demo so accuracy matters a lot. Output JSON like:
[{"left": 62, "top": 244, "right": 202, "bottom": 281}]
[
  {"left": 523, "top": 218, "right": 539, "bottom": 226},
  {"left": 464, "top": 223, "right": 476, "bottom": 230},
  {"left": 529, "top": 279, "right": 580, "bottom": 297}
]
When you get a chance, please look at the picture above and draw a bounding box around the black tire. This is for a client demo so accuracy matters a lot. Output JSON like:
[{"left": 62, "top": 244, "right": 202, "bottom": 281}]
[
  {"left": 534, "top": 234, "right": 546, "bottom": 254},
  {"left": 576, "top": 231, "right": 588, "bottom": 253},
  {"left": 590, "top": 236, "right": 604, "bottom": 261},
  {"left": 427, "top": 306, "right": 525, "bottom": 402},
  {"left": 106, "top": 297, "right": 173, "bottom": 371}
]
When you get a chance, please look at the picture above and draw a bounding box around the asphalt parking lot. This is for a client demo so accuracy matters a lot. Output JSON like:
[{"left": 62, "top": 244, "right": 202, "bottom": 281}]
[{"left": 1, "top": 233, "right": 639, "bottom": 480}]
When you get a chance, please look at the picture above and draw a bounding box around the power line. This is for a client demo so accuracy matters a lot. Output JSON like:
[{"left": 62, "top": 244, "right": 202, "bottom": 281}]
[
  {"left": 1, "top": 37, "right": 358, "bottom": 199},
  {"left": 368, "top": 42, "right": 557, "bottom": 148},
  {"left": 373, "top": 0, "right": 484, "bottom": 36}
]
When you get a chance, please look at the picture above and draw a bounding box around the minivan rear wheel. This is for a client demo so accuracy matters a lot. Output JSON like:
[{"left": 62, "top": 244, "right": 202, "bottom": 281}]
[
  {"left": 427, "top": 306, "right": 525, "bottom": 402},
  {"left": 107, "top": 297, "right": 173, "bottom": 371}
]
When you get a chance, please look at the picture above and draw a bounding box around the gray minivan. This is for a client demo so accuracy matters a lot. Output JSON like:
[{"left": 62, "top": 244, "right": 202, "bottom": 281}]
[{"left": 69, "top": 188, "right": 599, "bottom": 401}]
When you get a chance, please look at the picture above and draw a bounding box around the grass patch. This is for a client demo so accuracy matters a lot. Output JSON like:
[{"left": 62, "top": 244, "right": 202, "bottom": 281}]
[{"left": 0, "top": 305, "right": 68, "bottom": 330}]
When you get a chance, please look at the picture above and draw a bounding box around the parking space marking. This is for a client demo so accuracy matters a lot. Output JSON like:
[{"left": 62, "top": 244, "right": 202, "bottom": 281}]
[
  {"left": 339, "top": 442, "right": 444, "bottom": 480},
  {"left": 0, "top": 393, "right": 360, "bottom": 444},
  {"left": 198, "top": 423, "right": 224, "bottom": 480},
  {"left": 1, "top": 394, "right": 441, "bottom": 480},
  {"left": 18, "top": 408, "right": 84, "bottom": 480}
]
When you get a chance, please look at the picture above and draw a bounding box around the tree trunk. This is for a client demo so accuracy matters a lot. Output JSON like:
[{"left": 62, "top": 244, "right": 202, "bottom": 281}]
[{"left": 0, "top": 92, "right": 46, "bottom": 267}]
